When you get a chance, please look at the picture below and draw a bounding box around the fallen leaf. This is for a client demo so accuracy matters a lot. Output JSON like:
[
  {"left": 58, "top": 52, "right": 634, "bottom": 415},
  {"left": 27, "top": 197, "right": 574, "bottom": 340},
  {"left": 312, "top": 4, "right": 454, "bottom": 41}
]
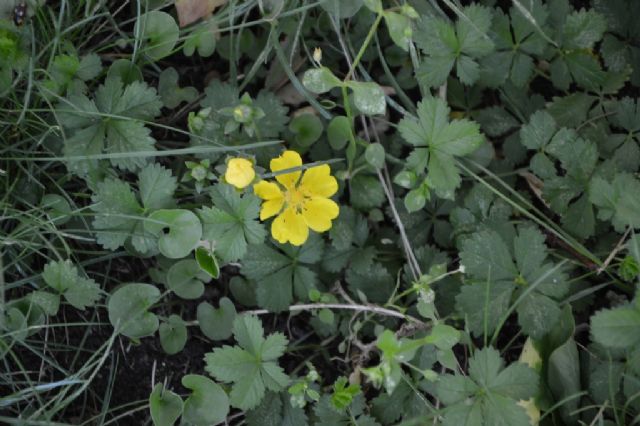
[{"left": 175, "top": 0, "right": 226, "bottom": 27}]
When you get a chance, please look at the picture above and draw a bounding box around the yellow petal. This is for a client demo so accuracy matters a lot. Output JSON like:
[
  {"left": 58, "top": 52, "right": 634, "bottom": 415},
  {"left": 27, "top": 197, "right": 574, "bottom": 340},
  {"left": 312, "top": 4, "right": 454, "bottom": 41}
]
[
  {"left": 302, "top": 197, "right": 339, "bottom": 232},
  {"left": 225, "top": 158, "right": 255, "bottom": 189},
  {"left": 270, "top": 150, "right": 302, "bottom": 189},
  {"left": 260, "top": 198, "right": 284, "bottom": 220},
  {"left": 271, "top": 207, "right": 309, "bottom": 246},
  {"left": 253, "top": 180, "right": 283, "bottom": 200},
  {"left": 299, "top": 164, "right": 338, "bottom": 197}
]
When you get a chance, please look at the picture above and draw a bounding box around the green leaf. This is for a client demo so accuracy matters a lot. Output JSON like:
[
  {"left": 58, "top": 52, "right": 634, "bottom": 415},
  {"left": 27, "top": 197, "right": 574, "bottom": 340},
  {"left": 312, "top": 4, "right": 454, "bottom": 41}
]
[
  {"left": 199, "top": 184, "right": 266, "bottom": 264},
  {"left": 205, "top": 315, "right": 289, "bottom": 410},
  {"left": 159, "top": 314, "right": 187, "bottom": 355},
  {"left": 108, "top": 283, "right": 160, "bottom": 338},
  {"left": 589, "top": 173, "right": 640, "bottom": 230},
  {"left": 415, "top": 5, "right": 493, "bottom": 87},
  {"left": 289, "top": 114, "right": 323, "bottom": 147},
  {"left": 26, "top": 291, "right": 60, "bottom": 316},
  {"left": 42, "top": 260, "right": 101, "bottom": 310},
  {"left": 364, "top": 143, "right": 385, "bottom": 169},
  {"left": 327, "top": 116, "right": 352, "bottom": 150},
  {"left": 519, "top": 110, "right": 557, "bottom": 150},
  {"left": 331, "top": 377, "right": 361, "bottom": 411},
  {"left": 347, "top": 81, "right": 386, "bottom": 116},
  {"left": 242, "top": 236, "right": 323, "bottom": 312},
  {"left": 383, "top": 11, "right": 412, "bottom": 51},
  {"left": 547, "top": 338, "right": 581, "bottom": 423},
  {"left": 591, "top": 307, "right": 640, "bottom": 348},
  {"left": 135, "top": 11, "right": 179, "bottom": 60},
  {"left": 167, "top": 259, "right": 209, "bottom": 299},
  {"left": 91, "top": 177, "right": 143, "bottom": 250},
  {"left": 398, "top": 97, "right": 483, "bottom": 199},
  {"left": 302, "top": 67, "right": 342, "bottom": 94},
  {"left": 158, "top": 67, "right": 198, "bottom": 109},
  {"left": 561, "top": 8, "right": 607, "bottom": 50},
  {"left": 195, "top": 246, "right": 220, "bottom": 279},
  {"left": 58, "top": 77, "right": 162, "bottom": 174},
  {"left": 182, "top": 374, "right": 230, "bottom": 425},
  {"left": 145, "top": 209, "right": 202, "bottom": 259},
  {"left": 138, "top": 163, "right": 178, "bottom": 211},
  {"left": 460, "top": 230, "right": 517, "bottom": 282},
  {"left": 197, "top": 297, "right": 237, "bottom": 341},
  {"left": 438, "top": 348, "right": 537, "bottom": 426},
  {"left": 149, "top": 383, "right": 183, "bottom": 426}
]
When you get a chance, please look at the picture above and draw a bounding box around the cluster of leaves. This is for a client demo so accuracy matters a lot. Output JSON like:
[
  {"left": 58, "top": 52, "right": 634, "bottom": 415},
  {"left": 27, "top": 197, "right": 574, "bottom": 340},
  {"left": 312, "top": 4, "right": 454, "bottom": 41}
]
[{"left": 2, "top": 0, "right": 640, "bottom": 425}]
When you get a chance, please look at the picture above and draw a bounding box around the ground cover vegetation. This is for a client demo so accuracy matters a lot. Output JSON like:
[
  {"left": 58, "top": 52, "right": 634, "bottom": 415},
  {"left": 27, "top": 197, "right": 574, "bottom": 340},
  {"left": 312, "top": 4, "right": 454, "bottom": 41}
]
[{"left": 1, "top": 0, "right": 640, "bottom": 424}]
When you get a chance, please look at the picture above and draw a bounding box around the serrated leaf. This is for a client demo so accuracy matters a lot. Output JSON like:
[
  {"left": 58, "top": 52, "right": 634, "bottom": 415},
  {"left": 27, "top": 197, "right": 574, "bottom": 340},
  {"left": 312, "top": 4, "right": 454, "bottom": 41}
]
[
  {"left": 199, "top": 184, "right": 266, "bottom": 264},
  {"left": 205, "top": 315, "right": 289, "bottom": 410},
  {"left": 138, "top": 163, "right": 177, "bottom": 211},
  {"left": 58, "top": 77, "right": 162, "bottom": 174},
  {"left": 42, "top": 260, "right": 101, "bottom": 310},
  {"left": 591, "top": 307, "right": 640, "bottom": 348}
]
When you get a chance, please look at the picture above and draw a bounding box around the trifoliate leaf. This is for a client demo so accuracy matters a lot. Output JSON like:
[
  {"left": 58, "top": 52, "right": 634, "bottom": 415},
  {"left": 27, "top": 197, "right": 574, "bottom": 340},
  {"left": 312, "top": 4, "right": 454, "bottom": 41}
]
[
  {"left": 437, "top": 347, "right": 538, "bottom": 426},
  {"left": 205, "top": 315, "right": 289, "bottom": 410},
  {"left": 242, "top": 235, "right": 323, "bottom": 312},
  {"left": 415, "top": 5, "right": 494, "bottom": 87},
  {"left": 199, "top": 184, "right": 266, "bottom": 264},
  {"left": 57, "top": 77, "right": 162, "bottom": 174},
  {"left": 458, "top": 227, "right": 569, "bottom": 338},
  {"left": 589, "top": 173, "right": 640, "bottom": 230},
  {"left": 42, "top": 260, "right": 101, "bottom": 310},
  {"left": 398, "top": 97, "right": 483, "bottom": 199}
]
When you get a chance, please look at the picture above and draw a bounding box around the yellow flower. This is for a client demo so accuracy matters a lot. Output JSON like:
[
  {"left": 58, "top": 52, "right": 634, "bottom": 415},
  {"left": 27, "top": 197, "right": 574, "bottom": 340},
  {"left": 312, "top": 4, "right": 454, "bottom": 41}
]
[
  {"left": 225, "top": 158, "right": 255, "bottom": 189},
  {"left": 254, "top": 150, "right": 339, "bottom": 246}
]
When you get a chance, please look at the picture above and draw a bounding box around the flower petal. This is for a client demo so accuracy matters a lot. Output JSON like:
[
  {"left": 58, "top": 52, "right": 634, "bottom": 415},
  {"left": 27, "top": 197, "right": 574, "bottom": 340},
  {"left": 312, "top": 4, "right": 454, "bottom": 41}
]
[
  {"left": 300, "top": 164, "right": 338, "bottom": 197},
  {"left": 260, "top": 198, "right": 284, "bottom": 220},
  {"left": 302, "top": 197, "right": 339, "bottom": 232},
  {"left": 272, "top": 207, "right": 309, "bottom": 246},
  {"left": 253, "top": 180, "right": 283, "bottom": 200},
  {"left": 270, "top": 150, "right": 302, "bottom": 189},
  {"left": 225, "top": 158, "right": 255, "bottom": 189}
]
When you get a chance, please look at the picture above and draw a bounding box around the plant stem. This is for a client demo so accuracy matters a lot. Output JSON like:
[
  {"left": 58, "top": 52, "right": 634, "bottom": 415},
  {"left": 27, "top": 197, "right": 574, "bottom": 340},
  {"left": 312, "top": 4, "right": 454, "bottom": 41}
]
[{"left": 344, "top": 13, "right": 384, "bottom": 81}]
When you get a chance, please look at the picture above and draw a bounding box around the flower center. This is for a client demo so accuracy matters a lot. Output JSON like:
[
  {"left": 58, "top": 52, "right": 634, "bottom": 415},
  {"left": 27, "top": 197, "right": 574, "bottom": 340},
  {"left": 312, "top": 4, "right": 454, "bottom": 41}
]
[{"left": 285, "top": 186, "right": 307, "bottom": 212}]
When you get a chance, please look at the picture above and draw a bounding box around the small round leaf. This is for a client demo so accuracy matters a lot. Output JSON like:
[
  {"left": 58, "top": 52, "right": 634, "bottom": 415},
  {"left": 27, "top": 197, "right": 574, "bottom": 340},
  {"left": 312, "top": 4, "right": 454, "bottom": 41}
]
[
  {"left": 289, "top": 114, "right": 323, "bottom": 147},
  {"left": 197, "top": 298, "right": 237, "bottom": 341},
  {"left": 182, "top": 374, "right": 230, "bottom": 425},
  {"left": 145, "top": 209, "right": 202, "bottom": 259},
  {"left": 159, "top": 315, "right": 188, "bottom": 355},
  {"left": 108, "top": 283, "right": 160, "bottom": 338},
  {"left": 149, "top": 383, "right": 183, "bottom": 426},
  {"left": 167, "top": 259, "right": 209, "bottom": 299},
  {"left": 134, "top": 11, "right": 179, "bottom": 61},
  {"left": 327, "top": 116, "right": 352, "bottom": 150},
  {"left": 365, "top": 143, "right": 385, "bottom": 169}
]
